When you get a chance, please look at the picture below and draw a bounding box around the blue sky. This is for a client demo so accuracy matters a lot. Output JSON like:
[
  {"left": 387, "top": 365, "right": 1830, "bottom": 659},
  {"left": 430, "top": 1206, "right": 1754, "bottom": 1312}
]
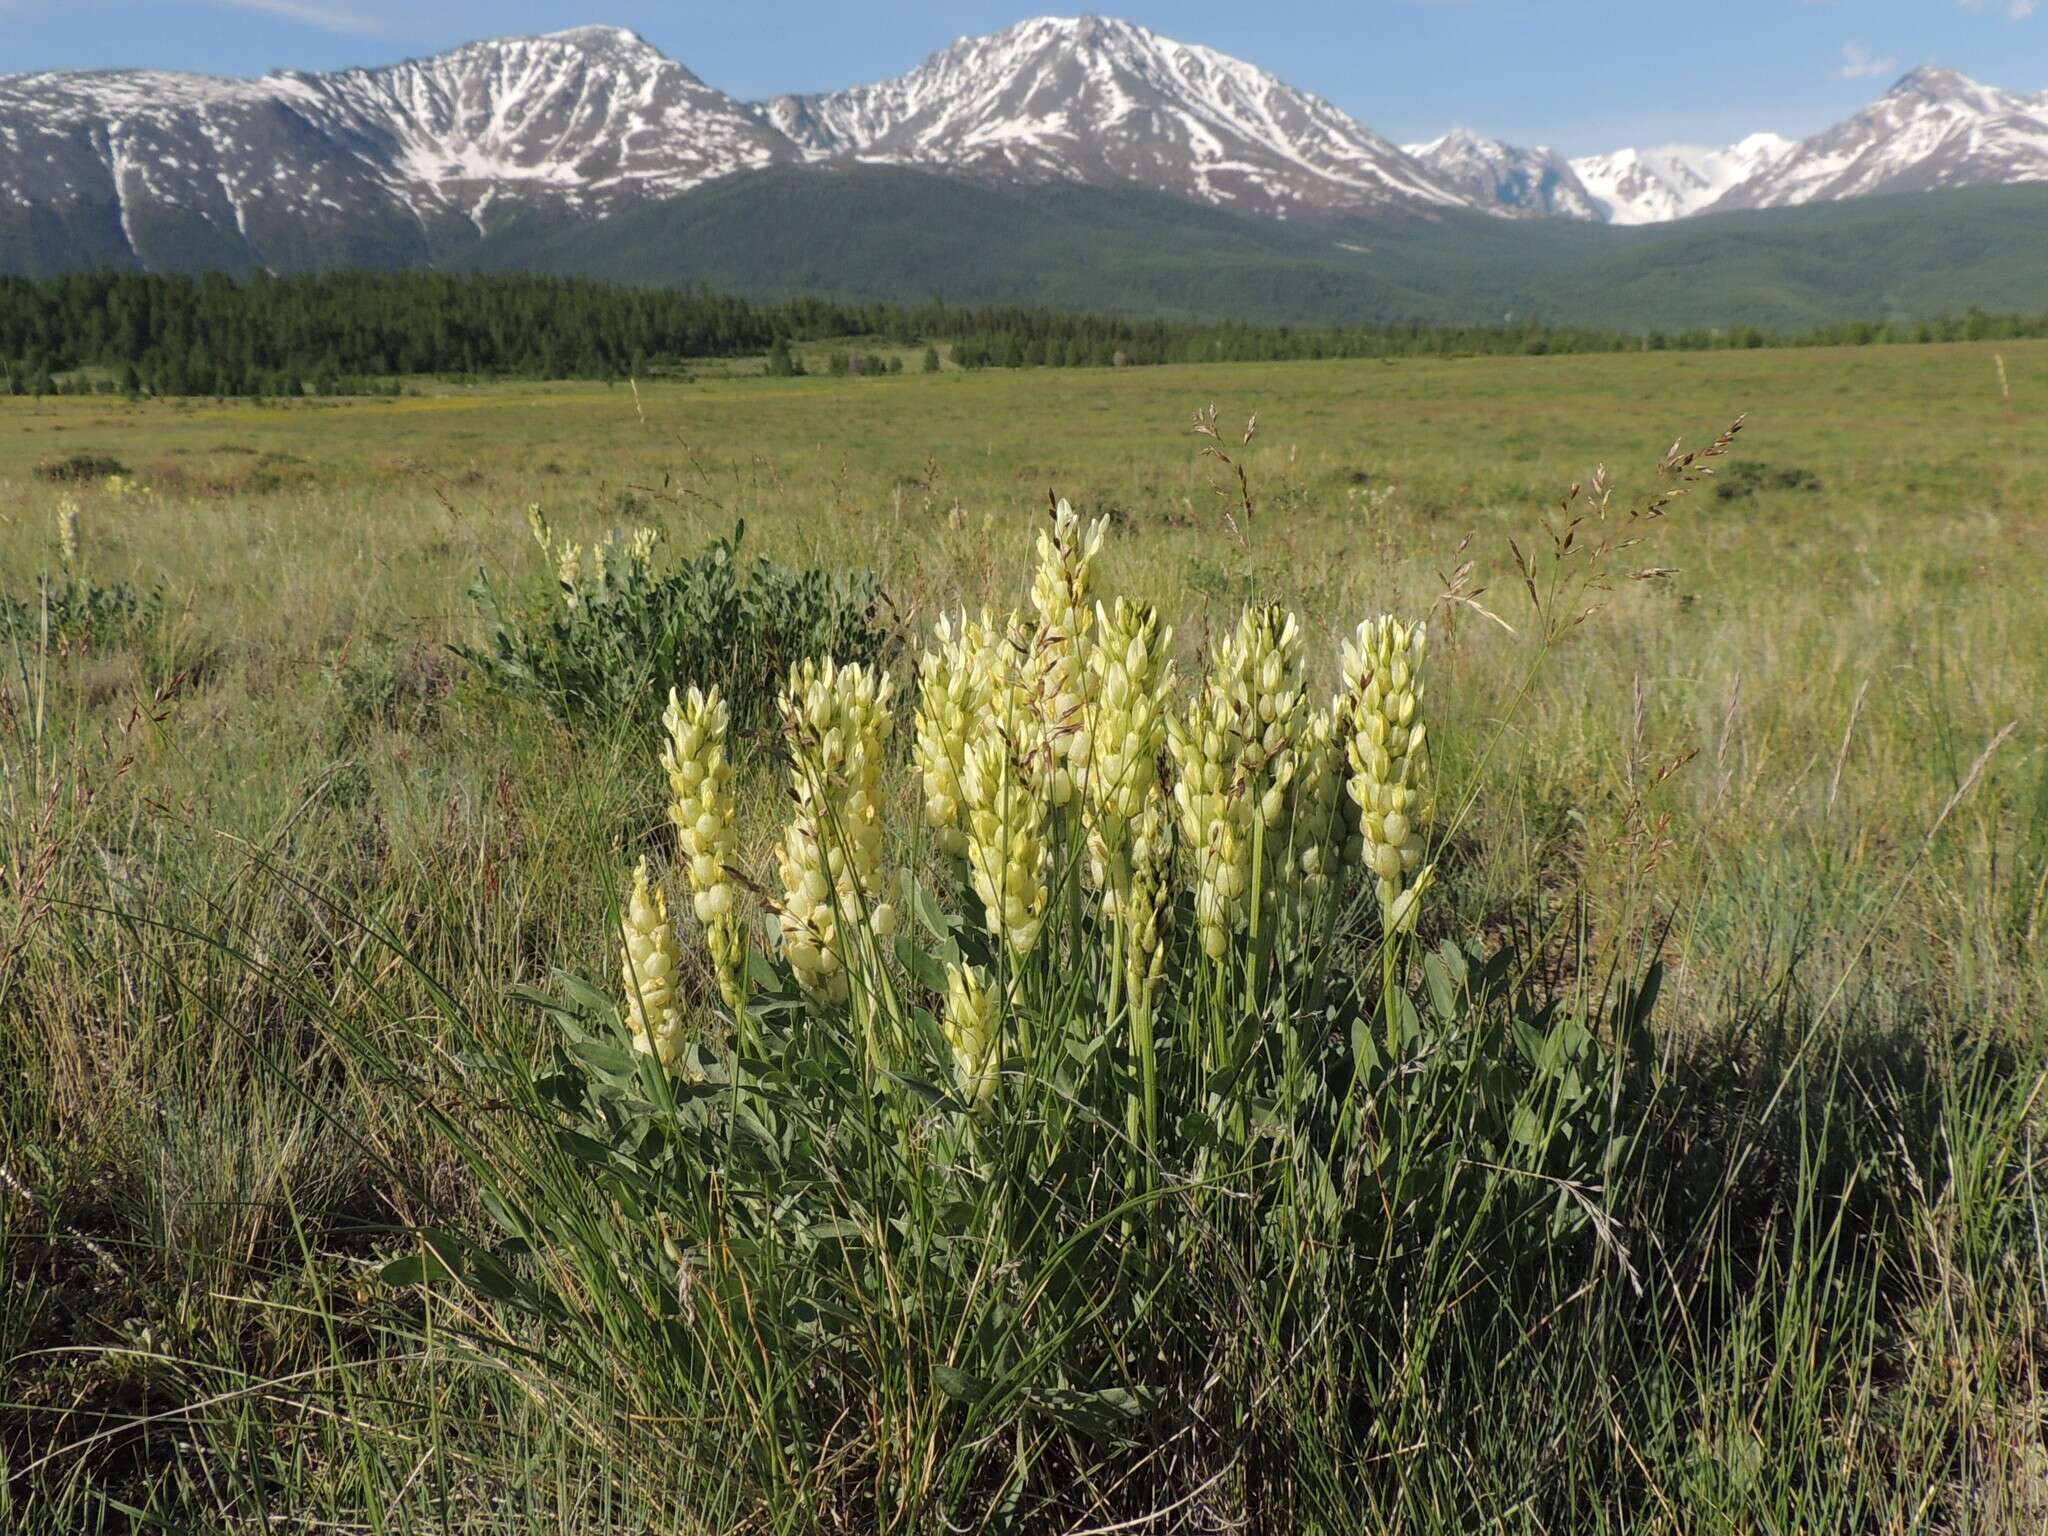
[{"left": 4, "top": 2, "right": 2046, "bottom": 155}]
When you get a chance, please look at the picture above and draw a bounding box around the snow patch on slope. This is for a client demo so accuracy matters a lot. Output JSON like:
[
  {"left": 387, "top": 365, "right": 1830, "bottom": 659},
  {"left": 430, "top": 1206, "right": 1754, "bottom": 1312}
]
[
  {"left": 1569, "top": 133, "right": 1795, "bottom": 224},
  {"left": 1404, "top": 128, "right": 1600, "bottom": 220}
]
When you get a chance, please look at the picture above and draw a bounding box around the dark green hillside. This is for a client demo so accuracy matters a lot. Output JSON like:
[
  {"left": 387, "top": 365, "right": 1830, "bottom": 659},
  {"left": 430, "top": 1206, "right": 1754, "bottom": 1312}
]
[
  {"left": 470, "top": 165, "right": 2048, "bottom": 331},
  {"left": 7, "top": 157, "right": 2046, "bottom": 332},
  {"left": 1420, "top": 184, "right": 2048, "bottom": 331},
  {"left": 0, "top": 199, "right": 139, "bottom": 279},
  {"left": 465, "top": 165, "right": 1460, "bottom": 323}
]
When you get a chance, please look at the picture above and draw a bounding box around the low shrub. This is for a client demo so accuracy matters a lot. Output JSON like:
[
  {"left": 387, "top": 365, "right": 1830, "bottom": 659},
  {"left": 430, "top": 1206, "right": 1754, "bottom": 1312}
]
[
  {"left": 1, "top": 500, "right": 161, "bottom": 650},
  {"left": 33, "top": 452, "right": 129, "bottom": 484},
  {"left": 1714, "top": 459, "right": 1823, "bottom": 499},
  {"left": 0, "top": 575, "right": 163, "bottom": 652},
  {"left": 456, "top": 513, "right": 891, "bottom": 736}
]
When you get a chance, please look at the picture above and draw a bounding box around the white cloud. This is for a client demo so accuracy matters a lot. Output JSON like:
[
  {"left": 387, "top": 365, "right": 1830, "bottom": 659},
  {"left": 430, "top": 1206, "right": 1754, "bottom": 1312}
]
[
  {"left": 202, "top": 0, "right": 388, "bottom": 35},
  {"left": 1959, "top": 0, "right": 2038, "bottom": 19},
  {"left": 1839, "top": 42, "right": 1898, "bottom": 79}
]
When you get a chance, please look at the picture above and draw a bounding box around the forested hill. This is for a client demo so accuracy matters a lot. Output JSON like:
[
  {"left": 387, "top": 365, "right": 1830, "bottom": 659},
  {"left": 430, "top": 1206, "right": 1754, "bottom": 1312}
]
[
  {"left": 3, "top": 267, "right": 2045, "bottom": 400},
  {"left": 463, "top": 169, "right": 2048, "bottom": 334}
]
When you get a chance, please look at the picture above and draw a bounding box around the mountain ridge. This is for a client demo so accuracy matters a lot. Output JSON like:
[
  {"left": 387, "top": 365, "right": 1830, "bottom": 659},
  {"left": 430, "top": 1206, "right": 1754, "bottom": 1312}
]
[
  {"left": 751, "top": 15, "right": 1465, "bottom": 219},
  {"left": 2, "top": 17, "right": 2045, "bottom": 281}
]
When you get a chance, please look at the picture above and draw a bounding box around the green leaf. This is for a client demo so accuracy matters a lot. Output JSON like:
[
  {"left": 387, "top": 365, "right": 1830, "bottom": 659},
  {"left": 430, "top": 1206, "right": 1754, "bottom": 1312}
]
[
  {"left": 803, "top": 1217, "right": 865, "bottom": 1244},
  {"left": 554, "top": 1128, "right": 615, "bottom": 1168},
  {"left": 1066, "top": 1031, "right": 1111, "bottom": 1067},
  {"left": 566, "top": 1036, "right": 637, "bottom": 1079},
  {"left": 1391, "top": 989, "right": 1422, "bottom": 1048},
  {"left": 378, "top": 1248, "right": 455, "bottom": 1288},
  {"left": 896, "top": 933, "right": 952, "bottom": 994},
  {"left": 884, "top": 1071, "right": 950, "bottom": 1108},
  {"left": 393, "top": 1230, "right": 530, "bottom": 1308},
  {"left": 1024, "top": 1384, "right": 1148, "bottom": 1436},
  {"left": 556, "top": 974, "right": 616, "bottom": 1019},
  {"left": 934, "top": 1364, "right": 991, "bottom": 1405},
  {"left": 910, "top": 872, "right": 962, "bottom": 944},
  {"left": 1350, "top": 1013, "right": 1382, "bottom": 1073},
  {"left": 1423, "top": 952, "right": 1459, "bottom": 1021},
  {"left": 479, "top": 1189, "right": 534, "bottom": 1243}
]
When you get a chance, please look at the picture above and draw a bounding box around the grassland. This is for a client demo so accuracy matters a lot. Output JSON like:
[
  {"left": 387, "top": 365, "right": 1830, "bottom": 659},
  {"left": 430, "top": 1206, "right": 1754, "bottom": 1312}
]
[{"left": 2, "top": 339, "right": 2045, "bottom": 1531}]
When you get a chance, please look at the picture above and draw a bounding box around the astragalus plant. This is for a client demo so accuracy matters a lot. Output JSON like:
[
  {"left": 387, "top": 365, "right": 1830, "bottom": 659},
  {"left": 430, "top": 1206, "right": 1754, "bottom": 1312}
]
[{"left": 402, "top": 499, "right": 1642, "bottom": 1531}]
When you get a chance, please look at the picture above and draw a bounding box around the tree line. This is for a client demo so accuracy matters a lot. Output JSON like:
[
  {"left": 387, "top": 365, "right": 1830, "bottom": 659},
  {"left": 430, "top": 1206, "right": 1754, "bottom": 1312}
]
[{"left": 3, "top": 268, "right": 2043, "bottom": 398}]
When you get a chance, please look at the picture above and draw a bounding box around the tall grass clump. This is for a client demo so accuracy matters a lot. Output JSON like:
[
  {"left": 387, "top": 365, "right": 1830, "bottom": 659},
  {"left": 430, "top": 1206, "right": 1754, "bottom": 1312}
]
[{"left": 375, "top": 481, "right": 1664, "bottom": 1530}]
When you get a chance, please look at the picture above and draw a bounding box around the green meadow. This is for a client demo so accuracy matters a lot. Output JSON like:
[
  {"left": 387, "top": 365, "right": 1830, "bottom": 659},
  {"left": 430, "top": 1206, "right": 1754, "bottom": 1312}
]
[{"left": 2, "top": 339, "right": 2045, "bottom": 1531}]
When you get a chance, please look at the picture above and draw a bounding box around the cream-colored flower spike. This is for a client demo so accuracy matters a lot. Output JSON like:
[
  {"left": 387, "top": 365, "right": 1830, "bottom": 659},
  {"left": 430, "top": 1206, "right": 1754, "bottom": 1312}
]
[
  {"left": 1340, "top": 617, "right": 1434, "bottom": 934},
  {"left": 774, "top": 657, "right": 898, "bottom": 1002},
  {"left": 620, "top": 859, "right": 685, "bottom": 1067},
  {"left": 1288, "top": 704, "right": 1347, "bottom": 906},
  {"left": 629, "top": 526, "right": 661, "bottom": 569},
  {"left": 1166, "top": 603, "right": 1308, "bottom": 961},
  {"left": 962, "top": 729, "right": 1050, "bottom": 960},
  {"left": 913, "top": 608, "right": 999, "bottom": 857},
  {"left": 1117, "top": 798, "right": 1173, "bottom": 1005},
  {"left": 661, "top": 685, "right": 747, "bottom": 1012},
  {"left": 1024, "top": 498, "right": 1109, "bottom": 801},
  {"left": 555, "top": 541, "right": 585, "bottom": 612},
  {"left": 943, "top": 961, "right": 1001, "bottom": 1110},
  {"left": 1223, "top": 604, "right": 1307, "bottom": 832},
  {"left": 1167, "top": 682, "right": 1250, "bottom": 961},
  {"left": 57, "top": 497, "right": 81, "bottom": 569},
  {"left": 1085, "top": 598, "right": 1174, "bottom": 826},
  {"left": 1085, "top": 597, "right": 1176, "bottom": 988}
]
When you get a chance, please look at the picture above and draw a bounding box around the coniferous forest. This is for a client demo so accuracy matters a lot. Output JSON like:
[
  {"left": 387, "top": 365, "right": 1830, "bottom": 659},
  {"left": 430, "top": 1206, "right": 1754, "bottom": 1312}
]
[{"left": 5, "top": 268, "right": 2047, "bottom": 398}]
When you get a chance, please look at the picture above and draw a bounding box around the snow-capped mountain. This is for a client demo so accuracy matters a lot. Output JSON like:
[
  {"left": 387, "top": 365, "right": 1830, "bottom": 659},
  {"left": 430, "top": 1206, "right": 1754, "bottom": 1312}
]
[
  {"left": 756, "top": 15, "right": 1464, "bottom": 219},
  {"left": 0, "top": 26, "right": 791, "bottom": 270},
  {"left": 1404, "top": 129, "right": 1600, "bottom": 220},
  {"left": 1568, "top": 135, "right": 1796, "bottom": 225},
  {"left": 1706, "top": 67, "right": 2048, "bottom": 213},
  {"left": 292, "top": 27, "right": 789, "bottom": 220},
  {"left": 3, "top": 18, "right": 2047, "bottom": 279}
]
